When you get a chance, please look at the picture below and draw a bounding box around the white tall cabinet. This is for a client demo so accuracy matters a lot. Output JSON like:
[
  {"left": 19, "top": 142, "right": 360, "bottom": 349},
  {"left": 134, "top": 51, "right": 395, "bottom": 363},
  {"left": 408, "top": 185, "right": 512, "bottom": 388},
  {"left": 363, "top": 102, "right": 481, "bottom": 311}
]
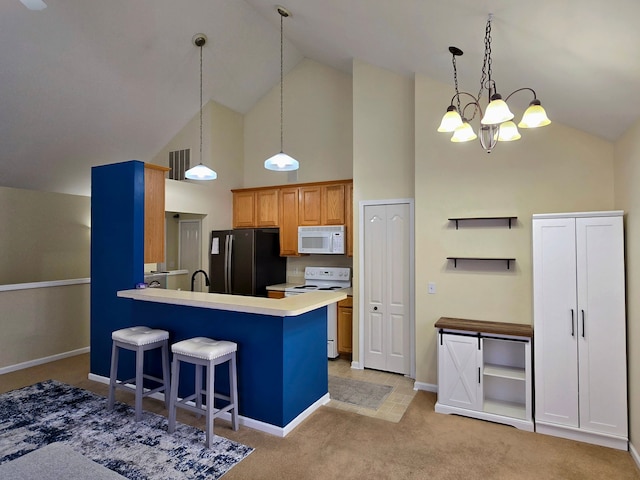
[{"left": 532, "top": 211, "right": 627, "bottom": 450}]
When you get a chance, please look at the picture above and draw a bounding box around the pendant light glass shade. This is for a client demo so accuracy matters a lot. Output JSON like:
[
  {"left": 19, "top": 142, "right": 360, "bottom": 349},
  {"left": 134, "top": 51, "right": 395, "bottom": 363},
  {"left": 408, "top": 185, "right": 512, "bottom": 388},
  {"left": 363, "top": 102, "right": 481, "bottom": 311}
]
[
  {"left": 497, "top": 121, "right": 521, "bottom": 141},
  {"left": 481, "top": 95, "right": 514, "bottom": 125},
  {"left": 451, "top": 122, "right": 477, "bottom": 142},
  {"left": 185, "top": 163, "right": 218, "bottom": 180},
  {"left": 518, "top": 101, "right": 551, "bottom": 128},
  {"left": 437, "top": 106, "right": 463, "bottom": 132},
  {"left": 264, "top": 152, "right": 299, "bottom": 171},
  {"left": 265, "top": 6, "right": 299, "bottom": 172}
]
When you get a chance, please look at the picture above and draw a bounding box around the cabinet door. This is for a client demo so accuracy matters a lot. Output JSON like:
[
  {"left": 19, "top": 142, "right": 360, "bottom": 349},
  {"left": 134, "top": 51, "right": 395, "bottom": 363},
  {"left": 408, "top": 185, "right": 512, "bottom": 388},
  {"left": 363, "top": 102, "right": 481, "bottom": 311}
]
[
  {"left": 338, "top": 298, "right": 353, "bottom": 354},
  {"left": 256, "top": 189, "right": 279, "bottom": 227},
  {"left": 321, "top": 183, "right": 345, "bottom": 225},
  {"left": 532, "top": 217, "right": 579, "bottom": 427},
  {"left": 576, "top": 216, "right": 627, "bottom": 436},
  {"left": 144, "top": 164, "right": 168, "bottom": 263},
  {"left": 437, "top": 333, "right": 482, "bottom": 411},
  {"left": 298, "top": 186, "right": 322, "bottom": 226},
  {"left": 346, "top": 182, "right": 353, "bottom": 257},
  {"left": 279, "top": 187, "right": 299, "bottom": 256},
  {"left": 233, "top": 191, "right": 256, "bottom": 228}
]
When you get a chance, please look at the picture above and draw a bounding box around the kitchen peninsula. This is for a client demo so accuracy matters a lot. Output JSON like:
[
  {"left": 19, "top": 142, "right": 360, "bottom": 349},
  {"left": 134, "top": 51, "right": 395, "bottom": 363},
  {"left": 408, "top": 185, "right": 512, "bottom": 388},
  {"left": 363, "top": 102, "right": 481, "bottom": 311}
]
[
  {"left": 114, "top": 288, "right": 346, "bottom": 435},
  {"left": 90, "top": 160, "right": 344, "bottom": 436}
]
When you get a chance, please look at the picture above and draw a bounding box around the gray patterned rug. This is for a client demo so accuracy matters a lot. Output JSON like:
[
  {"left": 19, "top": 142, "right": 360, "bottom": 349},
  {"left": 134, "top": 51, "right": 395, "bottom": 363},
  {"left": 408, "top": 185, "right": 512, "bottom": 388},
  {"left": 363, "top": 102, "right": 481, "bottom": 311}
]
[
  {"left": 0, "top": 380, "right": 253, "bottom": 479},
  {"left": 328, "top": 375, "right": 393, "bottom": 410}
]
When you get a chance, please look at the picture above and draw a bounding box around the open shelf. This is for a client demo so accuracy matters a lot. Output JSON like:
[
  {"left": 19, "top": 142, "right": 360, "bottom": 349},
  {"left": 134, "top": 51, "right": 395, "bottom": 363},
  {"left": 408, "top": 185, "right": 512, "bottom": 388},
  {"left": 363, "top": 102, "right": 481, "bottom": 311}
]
[
  {"left": 484, "top": 399, "right": 527, "bottom": 420},
  {"left": 446, "top": 257, "right": 515, "bottom": 269},
  {"left": 448, "top": 216, "right": 517, "bottom": 229},
  {"left": 483, "top": 363, "right": 526, "bottom": 381}
]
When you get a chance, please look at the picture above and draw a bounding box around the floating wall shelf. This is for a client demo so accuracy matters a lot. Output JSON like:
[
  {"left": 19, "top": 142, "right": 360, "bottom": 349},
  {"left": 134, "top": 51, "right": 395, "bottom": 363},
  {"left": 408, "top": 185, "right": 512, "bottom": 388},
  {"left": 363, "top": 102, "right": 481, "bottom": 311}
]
[
  {"left": 447, "top": 257, "right": 516, "bottom": 270},
  {"left": 448, "top": 216, "right": 518, "bottom": 229}
]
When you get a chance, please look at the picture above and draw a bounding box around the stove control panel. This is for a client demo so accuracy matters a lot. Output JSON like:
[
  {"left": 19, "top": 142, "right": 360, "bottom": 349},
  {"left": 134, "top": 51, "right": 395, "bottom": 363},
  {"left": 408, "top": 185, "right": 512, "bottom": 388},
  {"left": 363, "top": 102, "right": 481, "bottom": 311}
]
[{"left": 304, "top": 267, "right": 351, "bottom": 281}]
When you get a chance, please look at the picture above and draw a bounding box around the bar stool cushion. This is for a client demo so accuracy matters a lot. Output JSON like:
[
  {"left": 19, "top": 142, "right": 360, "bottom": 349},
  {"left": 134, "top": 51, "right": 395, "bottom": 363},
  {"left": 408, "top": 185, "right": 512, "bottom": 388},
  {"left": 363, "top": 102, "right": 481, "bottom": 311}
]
[
  {"left": 112, "top": 326, "right": 169, "bottom": 346},
  {"left": 172, "top": 337, "right": 237, "bottom": 360}
]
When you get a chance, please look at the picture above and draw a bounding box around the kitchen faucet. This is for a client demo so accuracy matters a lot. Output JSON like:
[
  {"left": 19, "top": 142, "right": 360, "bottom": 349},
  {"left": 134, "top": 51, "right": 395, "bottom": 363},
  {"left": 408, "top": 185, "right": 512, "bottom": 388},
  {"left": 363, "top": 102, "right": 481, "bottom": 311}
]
[{"left": 191, "top": 270, "right": 210, "bottom": 292}]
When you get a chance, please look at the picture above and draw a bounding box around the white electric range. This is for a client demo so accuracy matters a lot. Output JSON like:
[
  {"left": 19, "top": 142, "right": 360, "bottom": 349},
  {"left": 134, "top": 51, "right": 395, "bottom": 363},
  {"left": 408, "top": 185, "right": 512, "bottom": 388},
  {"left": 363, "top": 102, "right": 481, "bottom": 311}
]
[{"left": 284, "top": 267, "right": 351, "bottom": 358}]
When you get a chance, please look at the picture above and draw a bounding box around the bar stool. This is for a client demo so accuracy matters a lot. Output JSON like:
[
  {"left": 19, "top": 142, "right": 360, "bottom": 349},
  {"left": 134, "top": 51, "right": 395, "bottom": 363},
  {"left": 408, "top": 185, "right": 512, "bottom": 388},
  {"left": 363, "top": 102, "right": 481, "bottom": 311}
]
[
  {"left": 107, "top": 326, "right": 171, "bottom": 421},
  {"left": 168, "top": 337, "right": 239, "bottom": 448}
]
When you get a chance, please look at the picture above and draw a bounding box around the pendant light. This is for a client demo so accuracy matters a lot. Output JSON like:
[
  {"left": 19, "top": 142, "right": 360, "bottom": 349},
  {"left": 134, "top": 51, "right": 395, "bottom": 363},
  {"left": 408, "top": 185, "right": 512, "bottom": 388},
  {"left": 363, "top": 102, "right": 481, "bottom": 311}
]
[
  {"left": 264, "top": 6, "right": 299, "bottom": 172},
  {"left": 185, "top": 34, "right": 217, "bottom": 180},
  {"left": 437, "top": 14, "right": 551, "bottom": 153}
]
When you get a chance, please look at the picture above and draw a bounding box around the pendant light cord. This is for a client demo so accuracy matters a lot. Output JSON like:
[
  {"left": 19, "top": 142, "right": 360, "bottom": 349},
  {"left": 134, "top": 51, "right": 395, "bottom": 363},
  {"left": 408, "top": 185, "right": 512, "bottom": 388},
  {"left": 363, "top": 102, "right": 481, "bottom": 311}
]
[
  {"left": 199, "top": 42, "right": 203, "bottom": 164},
  {"left": 280, "top": 12, "right": 284, "bottom": 153}
]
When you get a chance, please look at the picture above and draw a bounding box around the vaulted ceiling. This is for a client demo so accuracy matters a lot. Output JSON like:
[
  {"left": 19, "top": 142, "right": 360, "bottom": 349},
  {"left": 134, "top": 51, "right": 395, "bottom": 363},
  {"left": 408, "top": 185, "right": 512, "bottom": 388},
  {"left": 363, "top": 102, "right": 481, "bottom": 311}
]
[{"left": 2, "top": 0, "right": 639, "bottom": 195}]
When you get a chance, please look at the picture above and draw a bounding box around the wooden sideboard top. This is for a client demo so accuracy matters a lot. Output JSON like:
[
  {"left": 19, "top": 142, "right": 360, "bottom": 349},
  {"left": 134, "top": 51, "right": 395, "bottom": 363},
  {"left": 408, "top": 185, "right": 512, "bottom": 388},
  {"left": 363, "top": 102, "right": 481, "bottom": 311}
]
[{"left": 435, "top": 317, "right": 533, "bottom": 338}]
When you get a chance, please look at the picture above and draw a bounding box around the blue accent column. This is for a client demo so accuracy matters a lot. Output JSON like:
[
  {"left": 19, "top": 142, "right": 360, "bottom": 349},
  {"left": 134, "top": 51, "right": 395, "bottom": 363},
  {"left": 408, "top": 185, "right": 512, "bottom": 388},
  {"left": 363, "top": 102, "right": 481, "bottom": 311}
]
[{"left": 90, "top": 160, "right": 145, "bottom": 376}]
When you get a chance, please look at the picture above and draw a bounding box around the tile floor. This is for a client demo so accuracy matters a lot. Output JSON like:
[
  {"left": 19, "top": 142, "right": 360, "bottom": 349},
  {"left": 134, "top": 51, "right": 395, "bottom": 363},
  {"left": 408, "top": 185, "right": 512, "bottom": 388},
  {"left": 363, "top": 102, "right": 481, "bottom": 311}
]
[{"left": 326, "top": 356, "right": 417, "bottom": 422}]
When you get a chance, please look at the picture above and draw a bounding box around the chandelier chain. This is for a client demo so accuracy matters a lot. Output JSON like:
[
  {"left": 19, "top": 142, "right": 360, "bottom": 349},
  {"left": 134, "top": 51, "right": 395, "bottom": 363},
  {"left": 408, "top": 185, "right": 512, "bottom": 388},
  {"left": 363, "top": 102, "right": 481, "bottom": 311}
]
[
  {"left": 199, "top": 41, "right": 203, "bottom": 164},
  {"left": 452, "top": 54, "right": 461, "bottom": 117}
]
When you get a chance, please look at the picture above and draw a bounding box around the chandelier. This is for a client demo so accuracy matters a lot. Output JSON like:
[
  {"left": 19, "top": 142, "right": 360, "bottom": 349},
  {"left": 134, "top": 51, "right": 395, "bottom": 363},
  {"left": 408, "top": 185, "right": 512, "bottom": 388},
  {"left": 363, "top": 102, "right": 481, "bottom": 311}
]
[{"left": 437, "top": 14, "right": 551, "bottom": 153}]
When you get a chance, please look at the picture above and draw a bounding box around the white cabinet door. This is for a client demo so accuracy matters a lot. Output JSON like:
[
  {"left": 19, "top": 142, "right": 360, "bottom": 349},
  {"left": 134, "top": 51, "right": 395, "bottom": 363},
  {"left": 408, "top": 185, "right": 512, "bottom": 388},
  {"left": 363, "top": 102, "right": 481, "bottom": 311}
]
[
  {"left": 438, "top": 333, "right": 482, "bottom": 411},
  {"left": 575, "top": 216, "right": 627, "bottom": 437},
  {"left": 533, "top": 217, "right": 579, "bottom": 427}
]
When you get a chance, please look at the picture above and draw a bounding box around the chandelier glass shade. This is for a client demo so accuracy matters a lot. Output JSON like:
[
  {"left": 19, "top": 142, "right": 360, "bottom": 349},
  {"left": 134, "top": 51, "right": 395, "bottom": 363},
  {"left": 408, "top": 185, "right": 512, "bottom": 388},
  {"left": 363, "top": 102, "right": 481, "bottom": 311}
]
[
  {"left": 265, "top": 6, "right": 299, "bottom": 172},
  {"left": 185, "top": 34, "right": 217, "bottom": 181},
  {"left": 437, "top": 15, "right": 551, "bottom": 153}
]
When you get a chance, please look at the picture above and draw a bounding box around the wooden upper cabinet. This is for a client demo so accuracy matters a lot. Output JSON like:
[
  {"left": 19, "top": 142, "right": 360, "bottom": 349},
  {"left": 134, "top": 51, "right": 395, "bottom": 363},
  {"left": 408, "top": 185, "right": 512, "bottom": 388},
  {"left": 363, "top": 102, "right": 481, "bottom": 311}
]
[
  {"left": 256, "top": 189, "right": 279, "bottom": 227},
  {"left": 144, "top": 164, "right": 170, "bottom": 264},
  {"left": 279, "top": 187, "right": 300, "bottom": 256},
  {"left": 322, "top": 183, "right": 346, "bottom": 225},
  {"left": 346, "top": 182, "right": 353, "bottom": 257},
  {"left": 233, "top": 190, "right": 256, "bottom": 228},
  {"left": 298, "top": 186, "right": 322, "bottom": 226}
]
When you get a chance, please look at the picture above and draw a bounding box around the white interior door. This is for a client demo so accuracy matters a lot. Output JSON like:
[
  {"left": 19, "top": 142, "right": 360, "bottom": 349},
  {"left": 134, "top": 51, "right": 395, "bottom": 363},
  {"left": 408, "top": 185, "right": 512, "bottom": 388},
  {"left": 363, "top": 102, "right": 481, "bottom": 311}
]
[
  {"left": 363, "top": 202, "right": 411, "bottom": 375},
  {"left": 179, "top": 220, "right": 202, "bottom": 291}
]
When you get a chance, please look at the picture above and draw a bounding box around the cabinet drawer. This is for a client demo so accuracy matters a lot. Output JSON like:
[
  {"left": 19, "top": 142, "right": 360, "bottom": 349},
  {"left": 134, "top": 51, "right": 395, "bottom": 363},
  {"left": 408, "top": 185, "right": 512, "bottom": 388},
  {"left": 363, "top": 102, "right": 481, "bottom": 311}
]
[{"left": 338, "top": 297, "right": 353, "bottom": 308}]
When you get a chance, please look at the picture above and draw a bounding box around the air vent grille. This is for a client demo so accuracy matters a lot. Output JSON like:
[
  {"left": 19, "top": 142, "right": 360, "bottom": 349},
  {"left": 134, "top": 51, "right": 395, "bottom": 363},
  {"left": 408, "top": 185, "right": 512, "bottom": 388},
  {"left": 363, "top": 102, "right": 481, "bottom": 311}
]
[{"left": 169, "top": 149, "right": 190, "bottom": 180}]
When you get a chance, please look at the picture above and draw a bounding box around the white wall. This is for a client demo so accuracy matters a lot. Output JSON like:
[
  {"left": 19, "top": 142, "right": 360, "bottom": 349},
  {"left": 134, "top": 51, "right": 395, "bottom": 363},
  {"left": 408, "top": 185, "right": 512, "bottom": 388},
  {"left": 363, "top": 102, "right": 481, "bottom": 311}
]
[
  {"left": 0, "top": 282, "right": 89, "bottom": 370},
  {"left": 0, "top": 187, "right": 90, "bottom": 284},
  {"left": 352, "top": 59, "right": 415, "bottom": 360},
  {"left": 614, "top": 117, "right": 640, "bottom": 457},
  {"left": 414, "top": 74, "right": 615, "bottom": 386},
  {"left": 243, "top": 59, "right": 353, "bottom": 188}
]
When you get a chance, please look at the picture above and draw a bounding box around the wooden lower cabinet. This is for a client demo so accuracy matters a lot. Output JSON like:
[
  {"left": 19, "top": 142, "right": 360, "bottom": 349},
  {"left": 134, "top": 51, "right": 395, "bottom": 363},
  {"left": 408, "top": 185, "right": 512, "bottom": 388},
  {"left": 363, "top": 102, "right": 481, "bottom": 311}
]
[
  {"left": 337, "top": 297, "right": 353, "bottom": 354},
  {"left": 267, "top": 290, "right": 285, "bottom": 299}
]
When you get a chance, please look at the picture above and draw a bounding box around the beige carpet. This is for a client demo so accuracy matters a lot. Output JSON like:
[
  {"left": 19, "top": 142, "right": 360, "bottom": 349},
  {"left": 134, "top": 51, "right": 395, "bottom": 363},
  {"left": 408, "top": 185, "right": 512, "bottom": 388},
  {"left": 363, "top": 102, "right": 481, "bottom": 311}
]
[{"left": 1, "top": 354, "right": 638, "bottom": 480}]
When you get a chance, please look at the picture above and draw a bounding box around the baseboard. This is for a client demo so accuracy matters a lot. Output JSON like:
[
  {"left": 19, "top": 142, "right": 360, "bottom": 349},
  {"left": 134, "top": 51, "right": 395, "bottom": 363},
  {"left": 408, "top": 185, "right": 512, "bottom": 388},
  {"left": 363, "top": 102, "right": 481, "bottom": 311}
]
[
  {"left": 0, "top": 347, "right": 90, "bottom": 375},
  {"left": 535, "top": 421, "right": 628, "bottom": 450},
  {"left": 629, "top": 442, "right": 640, "bottom": 470},
  {"left": 436, "top": 401, "right": 535, "bottom": 431},
  {"left": 413, "top": 381, "right": 437, "bottom": 393},
  {"left": 88, "top": 373, "right": 329, "bottom": 438},
  {"left": 350, "top": 360, "right": 363, "bottom": 370}
]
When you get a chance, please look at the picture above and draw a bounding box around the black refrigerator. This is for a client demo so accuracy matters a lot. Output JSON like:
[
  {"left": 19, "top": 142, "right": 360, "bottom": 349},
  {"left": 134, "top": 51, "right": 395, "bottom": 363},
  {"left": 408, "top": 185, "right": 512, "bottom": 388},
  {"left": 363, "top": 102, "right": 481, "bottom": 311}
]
[{"left": 209, "top": 228, "right": 287, "bottom": 297}]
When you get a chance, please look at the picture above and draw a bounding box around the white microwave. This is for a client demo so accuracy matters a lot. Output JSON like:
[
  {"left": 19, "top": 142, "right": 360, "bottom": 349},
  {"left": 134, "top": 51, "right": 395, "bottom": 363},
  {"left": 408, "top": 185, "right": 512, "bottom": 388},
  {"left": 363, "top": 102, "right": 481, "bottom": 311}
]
[{"left": 298, "top": 225, "right": 345, "bottom": 254}]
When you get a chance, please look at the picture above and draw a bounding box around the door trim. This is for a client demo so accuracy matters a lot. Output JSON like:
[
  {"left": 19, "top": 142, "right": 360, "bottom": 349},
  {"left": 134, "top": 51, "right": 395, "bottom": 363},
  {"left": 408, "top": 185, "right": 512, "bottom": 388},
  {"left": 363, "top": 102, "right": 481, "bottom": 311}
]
[{"left": 356, "top": 198, "right": 415, "bottom": 378}]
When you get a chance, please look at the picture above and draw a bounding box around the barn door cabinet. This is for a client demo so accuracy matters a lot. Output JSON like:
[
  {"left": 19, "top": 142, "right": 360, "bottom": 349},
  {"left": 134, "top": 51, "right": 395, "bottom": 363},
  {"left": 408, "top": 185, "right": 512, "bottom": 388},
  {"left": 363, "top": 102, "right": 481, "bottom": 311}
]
[
  {"left": 532, "top": 211, "right": 627, "bottom": 450},
  {"left": 434, "top": 317, "right": 534, "bottom": 431}
]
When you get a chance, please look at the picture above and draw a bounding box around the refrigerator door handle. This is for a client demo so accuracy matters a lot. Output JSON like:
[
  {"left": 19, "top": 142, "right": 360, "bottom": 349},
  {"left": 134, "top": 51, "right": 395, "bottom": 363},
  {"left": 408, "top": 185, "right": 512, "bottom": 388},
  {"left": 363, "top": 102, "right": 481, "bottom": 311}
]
[
  {"left": 224, "top": 235, "right": 230, "bottom": 293},
  {"left": 227, "top": 234, "right": 234, "bottom": 293}
]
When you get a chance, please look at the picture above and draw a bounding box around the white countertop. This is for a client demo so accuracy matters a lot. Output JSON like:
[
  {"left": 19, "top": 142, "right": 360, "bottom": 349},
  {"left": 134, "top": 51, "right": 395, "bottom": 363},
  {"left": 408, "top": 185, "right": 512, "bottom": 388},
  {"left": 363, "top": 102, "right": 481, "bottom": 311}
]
[{"left": 117, "top": 288, "right": 347, "bottom": 317}]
